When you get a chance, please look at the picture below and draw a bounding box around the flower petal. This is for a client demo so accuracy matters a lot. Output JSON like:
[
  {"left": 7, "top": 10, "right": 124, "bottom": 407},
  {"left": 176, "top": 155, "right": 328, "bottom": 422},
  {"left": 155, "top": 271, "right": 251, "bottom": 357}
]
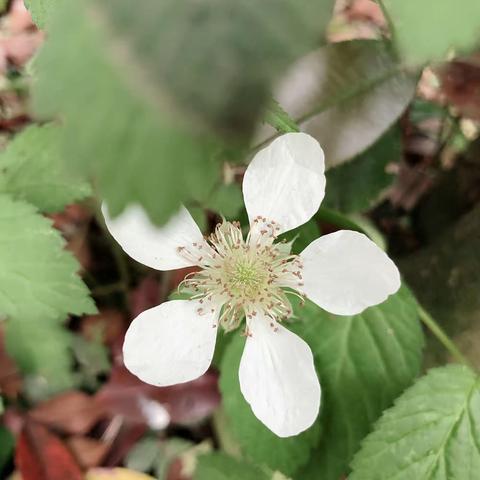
[
  {"left": 239, "top": 315, "right": 320, "bottom": 437},
  {"left": 243, "top": 132, "right": 326, "bottom": 235},
  {"left": 123, "top": 300, "right": 218, "bottom": 386},
  {"left": 300, "top": 230, "right": 401, "bottom": 315},
  {"left": 102, "top": 203, "right": 205, "bottom": 270}
]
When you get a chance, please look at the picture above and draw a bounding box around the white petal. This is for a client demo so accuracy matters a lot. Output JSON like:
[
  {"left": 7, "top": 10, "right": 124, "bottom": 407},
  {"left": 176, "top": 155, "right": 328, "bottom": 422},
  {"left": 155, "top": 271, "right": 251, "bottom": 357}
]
[
  {"left": 123, "top": 300, "right": 218, "bottom": 386},
  {"left": 243, "top": 132, "right": 326, "bottom": 235},
  {"left": 300, "top": 230, "right": 401, "bottom": 316},
  {"left": 102, "top": 203, "right": 205, "bottom": 270},
  {"left": 239, "top": 315, "right": 320, "bottom": 437}
]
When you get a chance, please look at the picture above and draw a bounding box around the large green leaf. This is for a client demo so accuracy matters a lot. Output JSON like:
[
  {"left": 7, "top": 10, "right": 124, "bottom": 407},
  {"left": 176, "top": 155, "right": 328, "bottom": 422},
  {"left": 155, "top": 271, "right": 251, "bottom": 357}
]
[
  {"left": 294, "top": 286, "right": 424, "bottom": 480},
  {"left": 350, "top": 365, "right": 480, "bottom": 480},
  {"left": 220, "top": 333, "right": 321, "bottom": 476},
  {"left": 273, "top": 40, "right": 416, "bottom": 168},
  {"left": 323, "top": 127, "right": 400, "bottom": 213},
  {"left": 0, "top": 124, "right": 91, "bottom": 213},
  {"left": 383, "top": 0, "right": 480, "bottom": 66},
  {"left": 33, "top": 0, "right": 334, "bottom": 225},
  {"left": 195, "top": 453, "right": 270, "bottom": 480},
  {"left": 0, "top": 194, "right": 95, "bottom": 322},
  {"left": 0, "top": 194, "right": 95, "bottom": 393}
]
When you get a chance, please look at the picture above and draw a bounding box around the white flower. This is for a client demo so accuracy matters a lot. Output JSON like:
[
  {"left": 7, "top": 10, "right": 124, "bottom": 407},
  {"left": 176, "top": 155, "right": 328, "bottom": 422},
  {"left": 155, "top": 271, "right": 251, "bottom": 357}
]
[{"left": 102, "top": 132, "right": 401, "bottom": 438}]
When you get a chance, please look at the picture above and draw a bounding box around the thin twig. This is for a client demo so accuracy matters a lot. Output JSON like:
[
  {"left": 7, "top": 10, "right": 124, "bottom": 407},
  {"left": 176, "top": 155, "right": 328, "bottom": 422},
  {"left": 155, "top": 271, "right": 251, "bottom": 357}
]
[{"left": 417, "top": 304, "right": 473, "bottom": 369}]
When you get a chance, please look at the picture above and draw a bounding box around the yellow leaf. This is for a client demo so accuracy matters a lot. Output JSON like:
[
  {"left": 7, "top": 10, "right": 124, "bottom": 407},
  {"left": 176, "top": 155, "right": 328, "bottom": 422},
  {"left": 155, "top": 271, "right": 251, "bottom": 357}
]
[{"left": 85, "top": 468, "right": 156, "bottom": 480}]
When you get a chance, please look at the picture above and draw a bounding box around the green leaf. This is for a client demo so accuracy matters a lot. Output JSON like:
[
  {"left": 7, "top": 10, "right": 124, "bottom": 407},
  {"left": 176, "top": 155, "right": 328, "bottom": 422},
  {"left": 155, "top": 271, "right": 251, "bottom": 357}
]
[
  {"left": 274, "top": 40, "right": 416, "bottom": 168},
  {"left": 0, "top": 124, "right": 91, "bottom": 213},
  {"left": 265, "top": 99, "right": 300, "bottom": 134},
  {"left": 0, "top": 194, "right": 93, "bottom": 393},
  {"left": 294, "top": 286, "right": 424, "bottom": 480},
  {"left": 0, "top": 194, "right": 95, "bottom": 323},
  {"left": 204, "top": 183, "right": 244, "bottom": 219},
  {"left": 33, "top": 0, "right": 334, "bottom": 225},
  {"left": 323, "top": 127, "right": 400, "bottom": 213},
  {"left": 5, "top": 318, "right": 76, "bottom": 395},
  {"left": 383, "top": 0, "right": 480, "bottom": 66},
  {"left": 0, "top": 426, "right": 14, "bottom": 472},
  {"left": 24, "top": 0, "right": 59, "bottom": 28},
  {"left": 350, "top": 365, "right": 480, "bottom": 480},
  {"left": 220, "top": 333, "right": 320, "bottom": 475},
  {"left": 195, "top": 453, "right": 269, "bottom": 480}
]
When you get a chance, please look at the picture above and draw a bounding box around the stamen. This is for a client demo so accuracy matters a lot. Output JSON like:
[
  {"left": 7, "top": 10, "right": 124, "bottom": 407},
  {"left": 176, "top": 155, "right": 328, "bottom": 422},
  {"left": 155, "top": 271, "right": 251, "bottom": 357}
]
[{"left": 176, "top": 219, "right": 304, "bottom": 333}]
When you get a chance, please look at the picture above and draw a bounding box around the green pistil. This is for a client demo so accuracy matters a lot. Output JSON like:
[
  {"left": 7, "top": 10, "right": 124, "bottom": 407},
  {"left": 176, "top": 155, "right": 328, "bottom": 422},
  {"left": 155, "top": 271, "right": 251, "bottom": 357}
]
[{"left": 229, "top": 261, "right": 265, "bottom": 297}]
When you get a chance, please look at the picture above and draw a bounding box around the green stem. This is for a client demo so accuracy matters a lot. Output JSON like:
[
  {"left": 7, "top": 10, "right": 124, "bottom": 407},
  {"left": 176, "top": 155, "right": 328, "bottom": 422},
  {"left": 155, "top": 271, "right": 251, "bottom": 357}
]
[{"left": 418, "top": 305, "right": 472, "bottom": 368}]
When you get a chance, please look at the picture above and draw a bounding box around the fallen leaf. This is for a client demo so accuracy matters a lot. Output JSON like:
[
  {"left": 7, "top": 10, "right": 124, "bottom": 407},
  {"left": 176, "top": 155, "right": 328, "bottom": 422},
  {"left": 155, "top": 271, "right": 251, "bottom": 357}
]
[
  {"left": 96, "top": 366, "right": 220, "bottom": 428},
  {"left": 67, "top": 436, "right": 109, "bottom": 469},
  {"left": 29, "top": 391, "right": 105, "bottom": 436},
  {"left": 15, "top": 420, "right": 83, "bottom": 480}
]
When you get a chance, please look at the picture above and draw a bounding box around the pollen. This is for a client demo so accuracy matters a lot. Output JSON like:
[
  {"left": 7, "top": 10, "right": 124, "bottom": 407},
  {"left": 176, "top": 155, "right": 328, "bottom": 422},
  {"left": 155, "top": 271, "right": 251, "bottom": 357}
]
[{"left": 177, "top": 219, "right": 305, "bottom": 332}]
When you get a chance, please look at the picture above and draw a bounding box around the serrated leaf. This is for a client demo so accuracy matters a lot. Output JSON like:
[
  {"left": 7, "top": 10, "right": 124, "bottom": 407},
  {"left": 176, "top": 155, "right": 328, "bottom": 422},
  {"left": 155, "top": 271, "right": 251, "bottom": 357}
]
[
  {"left": 383, "top": 0, "right": 480, "bottom": 66},
  {"left": 0, "top": 193, "right": 92, "bottom": 398},
  {"left": 33, "top": 0, "right": 334, "bottom": 225},
  {"left": 274, "top": 40, "right": 416, "bottom": 168},
  {"left": 350, "top": 365, "right": 480, "bottom": 480},
  {"left": 24, "top": 0, "right": 59, "bottom": 29},
  {"left": 195, "top": 453, "right": 270, "bottom": 480},
  {"left": 0, "top": 124, "right": 91, "bottom": 213},
  {"left": 220, "top": 333, "right": 320, "bottom": 475},
  {"left": 293, "top": 286, "right": 424, "bottom": 480},
  {"left": 323, "top": 127, "right": 400, "bottom": 213},
  {"left": 0, "top": 194, "right": 95, "bottom": 322}
]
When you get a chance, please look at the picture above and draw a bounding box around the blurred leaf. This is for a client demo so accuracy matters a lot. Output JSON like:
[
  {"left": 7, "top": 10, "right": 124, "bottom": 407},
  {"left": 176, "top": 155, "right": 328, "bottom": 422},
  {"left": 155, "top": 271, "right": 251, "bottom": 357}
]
[
  {"left": 195, "top": 452, "right": 270, "bottom": 480},
  {"left": 0, "top": 124, "right": 91, "bottom": 213},
  {"left": 96, "top": 366, "right": 220, "bottom": 427},
  {"left": 323, "top": 127, "right": 400, "bottom": 213},
  {"left": 294, "top": 286, "right": 424, "bottom": 480},
  {"left": 350, "top": 365, "right": 480, "bottom": 480},
  {"left": 220, "top": 334, "right": 320, "bottom": 476},
  {"left": 275, "top": 40, "right": 416, "bottom": 168},
  {"left": 0, "top": 426, "right": 14, "bottom": 472},
  {"left": 5, "top": 319, "right": 76, "bottom": 395},
  {"left": 86, "top": 468, "right": 156, "bottom": 480},
  {"left": 16, "top": 420, "right": 83, "bottom": 480},
  {"left": 125, "top": 437, "right": 160, "bottom": 473},
  {"left": 204, "top": 183, "right": 244, "bottom": 219},
  {"left": 265, "top": 99, "right": 300, "bottom": 133},
  {"left": 24, "top": 0, "right": 59, "bottom": 29},
  {"left": 383, "top": 0, "right": 480, "bottom": 66},
  {"left": 29, "top": 391, "right": 104, "bottom": 436},
  {"left": 399, "top": 205, "right": 480, "bottom": 368},
  {"left": 72, "top": 335, "right": 111, "bottom": 389},
  {"left": 126, "top": 436, "right": 194, "bottom": 480},
  {"left": 33, "top": 0, "right": 334, "bottom": 225}
]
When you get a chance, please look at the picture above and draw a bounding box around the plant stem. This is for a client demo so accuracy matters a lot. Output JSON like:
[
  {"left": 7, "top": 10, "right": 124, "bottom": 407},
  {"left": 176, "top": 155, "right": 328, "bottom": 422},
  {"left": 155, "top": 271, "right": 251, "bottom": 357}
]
[{"left": 418, "top": 305, "right": 472, "bottom": 368}]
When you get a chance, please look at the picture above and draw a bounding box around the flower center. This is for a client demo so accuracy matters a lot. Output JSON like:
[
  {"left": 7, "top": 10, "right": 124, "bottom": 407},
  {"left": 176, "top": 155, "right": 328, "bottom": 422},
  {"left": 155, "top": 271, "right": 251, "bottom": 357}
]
[{"left": 177, "top": 219, "right": 305, "bottom": 332}]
